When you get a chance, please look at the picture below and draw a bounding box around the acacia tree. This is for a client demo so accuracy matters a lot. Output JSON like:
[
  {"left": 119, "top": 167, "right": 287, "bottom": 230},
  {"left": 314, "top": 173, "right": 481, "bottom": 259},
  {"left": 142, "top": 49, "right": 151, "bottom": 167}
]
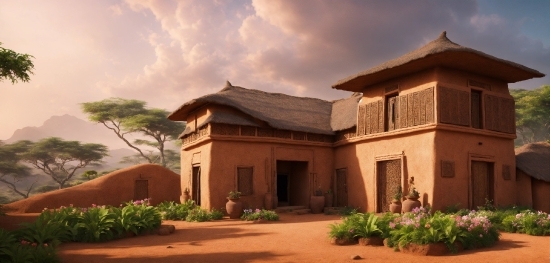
[
  {"left": 21, "top": 137, "right": 108, "bottom": 189},
  {"left": 511, "top": 85, "right": 550, "bottom": 145},
  {"left": 81, "top": 98, "right": 185, "bottom": 167},
  {"left": 0, "top": 42, "right": 34, "bottom": 84},
  {"left": 0, "top": 140, "right": 36, "bottom": 198}
]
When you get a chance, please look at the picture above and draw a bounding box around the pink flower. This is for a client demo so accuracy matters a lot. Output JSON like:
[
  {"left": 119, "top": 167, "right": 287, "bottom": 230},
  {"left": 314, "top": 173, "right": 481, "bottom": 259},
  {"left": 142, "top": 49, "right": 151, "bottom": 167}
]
[
  {"left": 31, "top": 243, "right": 37, "bottom": 247},
  {"left": 389, "top": 222, "right": 395, "bottom": 229},
  {"left": 44, "top": 243, "right": 48, "bottom": 247},
  {"left": 92, "top": 204, "right": 97, "bottom": 208}
]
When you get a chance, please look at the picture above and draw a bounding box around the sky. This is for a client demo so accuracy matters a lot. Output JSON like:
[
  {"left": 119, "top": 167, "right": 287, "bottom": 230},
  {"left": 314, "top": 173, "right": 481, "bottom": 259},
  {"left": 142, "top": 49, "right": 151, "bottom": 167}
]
[{"left": 1, "top": 0, "right": 549, "bottom": 140}]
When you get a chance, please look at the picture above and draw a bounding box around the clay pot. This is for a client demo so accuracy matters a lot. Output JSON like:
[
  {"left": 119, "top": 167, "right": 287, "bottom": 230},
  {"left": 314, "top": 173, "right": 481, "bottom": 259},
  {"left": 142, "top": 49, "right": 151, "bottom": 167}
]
[
  {"left": 226, "top": 198, "right": 243, "bottom": 219},
  {"left": 324, "top": 193, "right": 334, "bottom": 207},
  {"left": 389, "top": 200, "right": 402, "bottom": 213},
  {"left": 310, "top": 195, "right": 325, "bottom": 214},
  {"left": 358, "top": 236, "right": 384, "bottom": 246},
  {"left": 402, "top": 197, "right": 421, "bottom": 213}
]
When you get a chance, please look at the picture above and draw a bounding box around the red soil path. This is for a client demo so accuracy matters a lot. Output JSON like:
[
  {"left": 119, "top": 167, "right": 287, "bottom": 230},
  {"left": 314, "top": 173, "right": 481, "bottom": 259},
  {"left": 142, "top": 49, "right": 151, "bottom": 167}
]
[{"left": 2, "top": 213, "right": 540, "bottom": 263}]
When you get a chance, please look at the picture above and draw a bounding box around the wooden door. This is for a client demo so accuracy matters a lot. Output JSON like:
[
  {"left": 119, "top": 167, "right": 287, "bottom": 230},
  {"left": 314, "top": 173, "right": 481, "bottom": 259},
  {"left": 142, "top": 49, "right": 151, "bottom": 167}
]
[
  {"left": 471, "top": 161, "right": 494, "bottom": 209},
  {"left": 377, "top": 160, "right": 401, "bottom": 212},
  {"left": 192, "top": 166, "right": 201, "bottom": 206},
  {"left": 134, "top": 180, "right": 148, "bottom": 201},
  {"left": 336, "top": 168, "right": 348, "bottom": 207}
]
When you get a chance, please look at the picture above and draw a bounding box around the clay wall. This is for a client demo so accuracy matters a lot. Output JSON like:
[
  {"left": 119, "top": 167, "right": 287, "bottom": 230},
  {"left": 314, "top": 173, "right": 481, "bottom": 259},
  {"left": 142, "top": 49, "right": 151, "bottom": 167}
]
[
  {"left": 361, "top": 68, "right": 438, "bottom": 104},
  {"left": 532, "top": 179, "right": 550, "bottom": 213},
  {"left": 515, "top": 170, "right": 533, "bottom": 208},
  {"left": 3, "top": 164, "right": 181, "bottom": 213},
  {"left": 334, "top": 131, "right": 436, "bottom": 212},
  {"left": 200, "top": 140, "right": 334, "bottom": 211},
  {"left": 434, "top": 67, "right": 509, "bottom": 95},
  {"left": 433, "top": 130, "right": 516, "bottom": 211}
]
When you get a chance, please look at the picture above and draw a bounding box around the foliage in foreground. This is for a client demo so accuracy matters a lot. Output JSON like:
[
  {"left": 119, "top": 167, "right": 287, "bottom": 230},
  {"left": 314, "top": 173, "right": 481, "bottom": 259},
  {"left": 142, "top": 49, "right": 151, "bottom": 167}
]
[
  {"left": 156, "top": 200, "right": 223, "bottom": 222},
  {"left": 241, "top": 209, "right": 279, "bottom": 221},
  {"left": 328, "top": 207, "right": 501, "bottom": 252}
]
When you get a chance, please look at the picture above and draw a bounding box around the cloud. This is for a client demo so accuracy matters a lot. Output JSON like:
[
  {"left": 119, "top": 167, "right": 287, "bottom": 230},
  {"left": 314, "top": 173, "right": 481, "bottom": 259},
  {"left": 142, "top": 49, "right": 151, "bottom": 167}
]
[{"left": 101, "top": 0, "right": 549, "bottom": 110}]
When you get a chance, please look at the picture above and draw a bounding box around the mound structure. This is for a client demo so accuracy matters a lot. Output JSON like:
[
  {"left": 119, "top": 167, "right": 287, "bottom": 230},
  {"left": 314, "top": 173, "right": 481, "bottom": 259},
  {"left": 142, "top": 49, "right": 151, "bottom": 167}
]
[{"left": 3, "top": 164, "right": 180, "bottom": 213}]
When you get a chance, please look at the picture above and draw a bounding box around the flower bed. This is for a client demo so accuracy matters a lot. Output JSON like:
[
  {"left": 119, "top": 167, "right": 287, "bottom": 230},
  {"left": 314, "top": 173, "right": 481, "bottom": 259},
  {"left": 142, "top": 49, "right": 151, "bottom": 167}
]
[{"left": 328, "top": 207, "right": 501, "bottom": 255}]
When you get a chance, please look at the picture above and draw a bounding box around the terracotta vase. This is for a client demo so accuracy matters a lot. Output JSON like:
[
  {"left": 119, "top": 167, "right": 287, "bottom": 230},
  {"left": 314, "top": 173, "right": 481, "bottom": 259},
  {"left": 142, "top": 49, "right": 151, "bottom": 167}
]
[
  {"left": 402, "top": 196, "right": 421, "bottom": 213},
  {"left": 389, "top": 200, "right": 402, "bottom": 213},
  {"left": 226, "top": 198, "right": 243, "bottom": 219},
  {"left": 310, "top": 195, "right": 325, "bottom": 214},
  {"left": 324, "top": 193, "right": 334, "bottom": 207}
]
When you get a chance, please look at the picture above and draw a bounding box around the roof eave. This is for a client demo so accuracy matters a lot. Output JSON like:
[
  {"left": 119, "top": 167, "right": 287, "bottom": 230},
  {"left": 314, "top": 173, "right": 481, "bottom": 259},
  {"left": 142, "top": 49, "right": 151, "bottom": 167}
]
[{"left": 332, "top": 51, "right": 545, "bottom": 93}]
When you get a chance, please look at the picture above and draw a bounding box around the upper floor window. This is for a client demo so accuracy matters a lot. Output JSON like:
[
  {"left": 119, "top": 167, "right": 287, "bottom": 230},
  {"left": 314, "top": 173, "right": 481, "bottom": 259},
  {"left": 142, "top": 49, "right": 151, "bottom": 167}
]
[
  {"left": 471, "top": 90, "right": 483, "bottom": 129},
  {"left": 385, "top": 93, "right": 399, "bottom": 131}
]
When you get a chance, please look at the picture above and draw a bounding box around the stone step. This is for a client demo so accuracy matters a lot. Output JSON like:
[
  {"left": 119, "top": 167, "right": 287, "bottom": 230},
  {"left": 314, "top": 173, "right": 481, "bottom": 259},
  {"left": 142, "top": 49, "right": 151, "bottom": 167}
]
[{"left": 274, "top": 206, "right": 307, "bottom": 213}]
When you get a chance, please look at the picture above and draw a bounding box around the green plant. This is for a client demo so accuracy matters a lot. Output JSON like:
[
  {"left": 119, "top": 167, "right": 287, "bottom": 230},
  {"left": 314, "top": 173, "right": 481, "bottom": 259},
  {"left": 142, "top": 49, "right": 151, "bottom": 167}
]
[
  {"left": 338, "top": 206, "right": 358, "bottom": 216},
  {"left": 352, "top": 213, "right": 383, "bottom": 238},
  {"left": 186, "top": 207, "right": 211, "bottom": 222},
  {"left": 392, "top": 185, "right": 402, "bottom": 201},
  {"left": 228, "top": 190, "right": 241, "bottom": 199},
  {"left": 75, "top": 206, "right": 116, "bottom": 242},
  {"left": 406, "top": 187, "right": 420, "bottom": 199},
  {"left": 209, "top": 208, "right": 224, "bottom": 220},
  {"left": 444, "top": 203, "right": 461, "bottom": 214},
  {"left": 328, "top": 220, "right": 354, "bottom": 241},
  {"left": 501, "top": 210, "right": 550, "bottom": 236},
  {"left": 241, "top": 209, "right": 279, "bottom": 221},
  {"left": 157, "top": 200, "right": 195, "bottom": 220}
]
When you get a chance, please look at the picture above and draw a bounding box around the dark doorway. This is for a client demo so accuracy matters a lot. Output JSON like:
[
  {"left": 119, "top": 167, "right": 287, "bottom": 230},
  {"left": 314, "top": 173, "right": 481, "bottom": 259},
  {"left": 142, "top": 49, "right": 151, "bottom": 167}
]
[
  {"left": 276, "top": 160, "right": 308, "bottom": 207},
  {"left": 336, "top": 168, "right": 348, "bottom": 207},
  {"left": 192, "top": 166, "right": 201, "bottom": 206},
  {"left": 134, "top": 180, "right": 148, "bottom": 201},
  {"left": 277, "top": 174, "right": 289, "bottom": 206},
  {"left": 471, "top": 161, "right": 494, "bottom": 209},
  {"left": 377, "top": 159, "right": 402, "bottom": 213}
]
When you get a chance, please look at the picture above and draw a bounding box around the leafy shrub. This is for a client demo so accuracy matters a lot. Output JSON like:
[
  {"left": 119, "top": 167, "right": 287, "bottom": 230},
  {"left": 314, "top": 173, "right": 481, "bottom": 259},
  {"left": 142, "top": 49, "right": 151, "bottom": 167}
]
[
  {"left": 209, "top": 208, "right": 224, "bottom": 220},
  {"left": 157, "top": 200, "right": 195, "bottom": 220},
  {"left": 501, "top": 210, "right": 550, "bottom": 236},
  {"left": 1, "top": 228, "right": 59, "bottom": 263},
  {"left": 241, "top": 209, "right": 279, "bottom": 221},
  {"left": 328, "top": 220, "right": 355, "bottom": 241},
  {"left": 186, "top": 207, "right": 211, "bottom": 222},
  {"left": 349, "top": 212, "right": 383, "bottom": 238},
  {"left": 75, "top": 206, "right": 117, "bottom": 242}
]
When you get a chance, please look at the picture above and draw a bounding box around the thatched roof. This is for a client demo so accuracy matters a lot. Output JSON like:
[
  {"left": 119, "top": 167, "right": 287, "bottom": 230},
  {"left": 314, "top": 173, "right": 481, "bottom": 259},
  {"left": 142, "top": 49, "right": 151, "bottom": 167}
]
[
  {"left": 331, "top": 92, "right": 362, "bottom": 131},
  {"left": 179, "top": 111, "right": 259, "bottom": 138},
  {"left": 515, "top": 142, "right": 550, "bottom": 182},
  {"left": 333, "top": 31, "right": 545, "bottom": 92},
  {"left": 169, "top": 81, "right": 337, "bottom": 135}
]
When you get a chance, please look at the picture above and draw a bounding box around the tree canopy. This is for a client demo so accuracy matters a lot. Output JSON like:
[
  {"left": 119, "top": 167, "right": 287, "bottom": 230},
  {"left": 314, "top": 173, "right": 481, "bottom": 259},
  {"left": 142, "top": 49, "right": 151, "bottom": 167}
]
[
  {"left": 511, "top": 85, "right": 550, "bottom": 145},
  {"left": 0, "top": 42, "right": 34, "bottom": 84},
  {"left": 0, "top": 140, "right": 35, "bottom": 198},
  {"left": 81, "top": 98, "right": 185, "bottom": 168},
  {"left": 21, "top": 137, "right": 108, "bottom": 189}
]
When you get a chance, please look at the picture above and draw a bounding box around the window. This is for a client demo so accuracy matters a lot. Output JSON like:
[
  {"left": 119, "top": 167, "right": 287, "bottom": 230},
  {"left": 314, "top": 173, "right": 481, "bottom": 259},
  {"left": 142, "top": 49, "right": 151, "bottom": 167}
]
[
  {"left": 385, "top": 93, "right": 399, "bottom": 131},
  {"left": 471, "top": 90, "right": 482, "bottom": 129},
  {"left": 237, "top": 167, "right": 253, "bottom": 196}
]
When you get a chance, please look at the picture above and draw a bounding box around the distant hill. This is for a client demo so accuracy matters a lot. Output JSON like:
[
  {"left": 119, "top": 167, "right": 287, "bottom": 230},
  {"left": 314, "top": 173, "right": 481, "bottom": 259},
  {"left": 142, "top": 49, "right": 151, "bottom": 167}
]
[{"left": 3, "top": 114, "right": 129, "bottom": 149}]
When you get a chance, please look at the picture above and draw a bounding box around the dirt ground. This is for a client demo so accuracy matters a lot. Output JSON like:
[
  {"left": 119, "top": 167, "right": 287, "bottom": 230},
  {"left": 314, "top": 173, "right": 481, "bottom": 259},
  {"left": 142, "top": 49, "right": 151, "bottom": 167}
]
[{"left": 0, "top": 213, "right": 539, "bottom": 263}]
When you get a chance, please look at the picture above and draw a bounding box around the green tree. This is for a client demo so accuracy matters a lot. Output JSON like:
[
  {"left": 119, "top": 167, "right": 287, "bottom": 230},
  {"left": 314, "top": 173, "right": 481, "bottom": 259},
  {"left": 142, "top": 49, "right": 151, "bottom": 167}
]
[
  {"left": 81, "top": 98, "right": 185, "bottom": 167},
  {"left": 21, "top": 137, "right": 108, "bottom": 189},
  {"left": 0, "top": 42, "right": 34, "bottom": 84},
  {"left": 81, "top": 170, "right": 99, "bottom": 181},
  {"left": 0, "top": 140, "right": 36, "bottom": 198},
  {"left": 511, "top": 85, "right": 550, "bottom": 145}
]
